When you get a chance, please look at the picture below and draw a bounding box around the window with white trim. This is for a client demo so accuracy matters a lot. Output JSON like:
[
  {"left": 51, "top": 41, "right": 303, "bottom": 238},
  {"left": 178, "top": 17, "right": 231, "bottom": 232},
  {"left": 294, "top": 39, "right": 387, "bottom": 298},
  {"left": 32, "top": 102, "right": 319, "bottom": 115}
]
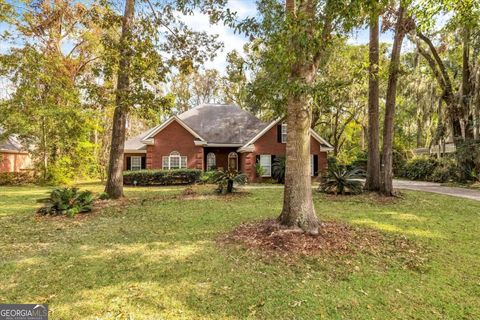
[
  {"left": 131, "top": 156, "right": 142, "bottom": 171},
  {"left": 162, "top": 151, "right": 187, "bottom": 170},
  {"left": 206, "top": 153, "right": 216, "bottom": 169},
  {"left": 281, "top": 123, "right": 287, "bottom": 143},
  {"left": 260, "top": 155, "right": 271, "bottom": 177}
]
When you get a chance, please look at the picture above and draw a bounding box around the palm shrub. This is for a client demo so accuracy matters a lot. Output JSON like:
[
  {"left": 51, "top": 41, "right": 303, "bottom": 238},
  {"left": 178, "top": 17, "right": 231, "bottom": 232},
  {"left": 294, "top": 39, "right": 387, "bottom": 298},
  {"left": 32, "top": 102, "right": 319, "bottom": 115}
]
[
  {"left": 319, "top": 166, "right": 366, "bottom": 195},
  {"left": 212, "top": 169, "right": 247, "bottom": 194},
  {"left": 272, "top": 156, "right": 286, "bottom": 184},
  {"left": 37, "top": 187, "right": 94, "bottom": 217}
]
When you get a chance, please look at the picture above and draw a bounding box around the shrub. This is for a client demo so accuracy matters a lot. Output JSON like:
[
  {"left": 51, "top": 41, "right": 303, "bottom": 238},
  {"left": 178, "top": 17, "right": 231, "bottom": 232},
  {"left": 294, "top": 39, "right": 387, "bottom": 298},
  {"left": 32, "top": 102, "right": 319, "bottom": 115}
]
[
  {"left": 272, "top": 156, "right": 286, "bottom": 184},
  {"left": 123, "top": 169, "right": 201, "bottom": 186},
  {"left": 199, "top": 170, "right": 217, "bottom": 184},
  {"left": 97, "top": 192, "right": 109, "bottom": 200},
  {"left": 0, "top": 172, "right": 35, "bottom": 186},
  {"left": 37, "top": 187, "right": 94, "bottom": 217},
  {"left": 255, "top": 162, "right": 266, "bottom": 177},
  {"left": 319, "top": 166, "right": 366, "bottom": 195},
  {"left": 430, "top": 158, "right": 459, "bottom": 183},
  {"left": 212, "top": 169, "right": 247, "bottom": 194},
  {"left": 402, "top": 156, "right": 438, "bottom": 181},
  {"left": 350, "top": 150, "right": 368, "bottom": 171}
]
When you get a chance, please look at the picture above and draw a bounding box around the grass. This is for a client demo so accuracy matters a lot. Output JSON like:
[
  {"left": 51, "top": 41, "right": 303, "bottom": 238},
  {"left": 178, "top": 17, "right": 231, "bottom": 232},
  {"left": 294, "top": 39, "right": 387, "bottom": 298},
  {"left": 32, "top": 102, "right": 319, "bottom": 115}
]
[{"left": 0, "top": 183, "right": 479, "bottom": 319}]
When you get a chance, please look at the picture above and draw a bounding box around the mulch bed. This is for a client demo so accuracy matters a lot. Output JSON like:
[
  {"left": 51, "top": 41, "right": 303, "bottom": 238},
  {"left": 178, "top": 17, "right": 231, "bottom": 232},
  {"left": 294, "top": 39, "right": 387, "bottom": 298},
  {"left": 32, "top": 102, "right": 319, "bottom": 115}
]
[{"left": 219, "top": 219, "right": 418, "bottom": 259}]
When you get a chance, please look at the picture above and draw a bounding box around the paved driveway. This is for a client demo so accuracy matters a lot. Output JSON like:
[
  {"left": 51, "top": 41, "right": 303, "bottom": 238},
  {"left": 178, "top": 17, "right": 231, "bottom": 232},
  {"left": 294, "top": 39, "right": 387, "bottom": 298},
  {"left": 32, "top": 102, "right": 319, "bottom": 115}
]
[
  {"left": 393, "top": 179, "right": 480, "bottom": 201},
  {"left": 243, "top": 180, "right": 480, "bottom": 201}
]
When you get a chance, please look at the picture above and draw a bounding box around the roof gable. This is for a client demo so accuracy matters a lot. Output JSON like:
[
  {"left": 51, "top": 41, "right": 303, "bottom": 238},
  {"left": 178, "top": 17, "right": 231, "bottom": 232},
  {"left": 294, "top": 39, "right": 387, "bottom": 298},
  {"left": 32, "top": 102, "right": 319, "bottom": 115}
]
[{"left": 238, "top": 119, "right": 334, "bottom": 152}]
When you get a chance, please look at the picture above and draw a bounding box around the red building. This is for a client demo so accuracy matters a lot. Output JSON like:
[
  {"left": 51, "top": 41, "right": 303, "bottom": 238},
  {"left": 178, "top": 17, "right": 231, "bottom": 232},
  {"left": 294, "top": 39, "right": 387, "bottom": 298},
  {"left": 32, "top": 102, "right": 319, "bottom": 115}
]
[
  {"left": 124, "top": 104, "right": 333, "bottom": 182},
  {"left": 0, "top": 129, "right": 31, "bottom": 173}
]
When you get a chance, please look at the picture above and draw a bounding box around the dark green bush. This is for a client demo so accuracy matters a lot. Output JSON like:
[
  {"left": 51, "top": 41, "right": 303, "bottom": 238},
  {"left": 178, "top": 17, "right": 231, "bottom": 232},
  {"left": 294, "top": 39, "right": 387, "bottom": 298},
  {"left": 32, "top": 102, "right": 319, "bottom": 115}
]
[
  {"left": 319, "top": 166, "right": 366, "bottom": 195},
  {"left": 430, "top": 158, "right": 459, "bottom": 183},
  {"left": 0, "top": 172, "right": 35, "bottom": 185},
  {"left": 272, "top": 156, "right": 286, "bottom": 184},
  {"left": 402, "top": 156, "right": 438, "bottom": 181},
  {"left": 123, "top": 169, "right": 202, "bottom": 186},
  {"left": 37, "top": 187, "right": 94, "bottom": 217}
]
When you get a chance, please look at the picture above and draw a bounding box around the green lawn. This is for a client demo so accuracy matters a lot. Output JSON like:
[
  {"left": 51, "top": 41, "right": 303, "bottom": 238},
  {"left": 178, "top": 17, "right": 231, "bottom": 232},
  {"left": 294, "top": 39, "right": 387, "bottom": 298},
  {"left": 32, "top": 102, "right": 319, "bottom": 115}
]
[{"left": 0, "top": 183, "right": 479, "bottom": 319}]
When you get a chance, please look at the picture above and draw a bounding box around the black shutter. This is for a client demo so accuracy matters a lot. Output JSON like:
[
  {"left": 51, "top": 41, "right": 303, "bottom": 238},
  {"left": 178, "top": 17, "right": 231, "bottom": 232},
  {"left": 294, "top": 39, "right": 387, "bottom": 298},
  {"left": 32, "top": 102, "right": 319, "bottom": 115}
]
[
  {"left": 255, "top": 155, "right": 260, "bottom": 164},
  {"left": 141, "top": 156, "right": 146, "bottom": 169},
  {"left": 126, "top": 157, "right": 131, "bottom": 170},
  {"left": 313, "top": 155, "right": 318, "bottom": 176},
  {"left": 271, "top": 155, "right": 276, "bottom": 164},
  {"left": 277, "top": 124, "right": 282, "bottom": 143}
]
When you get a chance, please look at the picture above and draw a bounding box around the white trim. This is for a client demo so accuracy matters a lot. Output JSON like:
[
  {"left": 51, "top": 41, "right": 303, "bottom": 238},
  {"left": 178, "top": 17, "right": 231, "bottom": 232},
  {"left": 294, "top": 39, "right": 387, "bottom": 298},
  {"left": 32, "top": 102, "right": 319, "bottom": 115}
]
[
  {"left": 310, "top": 130, "right": 334, "bottom": 151},
  {"left": 130, "top": 156, "right": 142, "bottom": 171},
  {"left": 206, "top": 152, "right": 216, "bottom": 169},
  {"left": 162, "top": 151, "right": 188, "bottom": 170},
  {"left": 239, "top": 118, "right": 281, "bottom": 150},
  {"left": 141, "top": 116, "right": 206, "bottom": 144},
  {"left": 259, "top": 154, "right": 271, "bottom": 177},
  {"left": 0, "top": 149, "right": 28, "bottom": 154},
  {"left": 124, "top": 149, "right": 147, "bottom": 154},
  {"left": 238, "top": 118, "right": 334, "bottom": 153},
  {"left": 281, "top": 123, "right": 287, "bottom": 143}
]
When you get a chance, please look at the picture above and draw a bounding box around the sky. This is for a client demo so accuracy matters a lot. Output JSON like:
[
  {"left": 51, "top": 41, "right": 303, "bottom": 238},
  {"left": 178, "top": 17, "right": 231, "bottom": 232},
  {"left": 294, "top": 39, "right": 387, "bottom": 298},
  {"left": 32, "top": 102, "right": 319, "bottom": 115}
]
[
  {"left": 0, "top": 0, "right": 411, "bottom": 80},
  {"left": 182, "top": 0, "right": 400, "bottom": 72}
]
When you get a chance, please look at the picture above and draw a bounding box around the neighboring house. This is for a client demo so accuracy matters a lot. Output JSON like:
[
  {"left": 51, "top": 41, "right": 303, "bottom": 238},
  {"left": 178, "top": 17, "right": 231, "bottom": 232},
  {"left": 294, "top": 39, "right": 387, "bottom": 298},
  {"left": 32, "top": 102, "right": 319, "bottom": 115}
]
[
  {"left": 0, "top": 129, "right": 31, "bottom": 173},
  {"left": 414, "top": 142, "right": 456, "bottom": 156},
  {"left": 124, "top": 104, "right": 333, "bottom": 182}
]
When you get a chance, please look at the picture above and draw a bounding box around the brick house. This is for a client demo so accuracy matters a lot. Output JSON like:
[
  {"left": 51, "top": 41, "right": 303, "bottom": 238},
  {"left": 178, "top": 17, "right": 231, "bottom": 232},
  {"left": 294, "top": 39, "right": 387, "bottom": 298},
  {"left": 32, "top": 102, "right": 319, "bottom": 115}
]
[
  {"left": 0, "top": 129, "right": 31, "bottom": 173},
  {"left": 124, "top": 104, "right": 333, "bottom": 182}
]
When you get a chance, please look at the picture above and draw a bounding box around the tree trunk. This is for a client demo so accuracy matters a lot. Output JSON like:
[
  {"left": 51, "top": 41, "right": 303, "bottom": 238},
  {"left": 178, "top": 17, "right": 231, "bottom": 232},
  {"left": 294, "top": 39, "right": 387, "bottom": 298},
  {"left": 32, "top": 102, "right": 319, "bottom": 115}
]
[
  {"left": 461, "top": 27, "right": 474, "bottom": 140},
  {"left": 279, "top": 93, "right": 319, "bottom": 234},
  {"left": 365, "top": 9, "right": 381, "bottom": 191},
  {"left": 380, "top": 4, "right": 406, "bottom": 196},
  {"left": 278, "top": 0, "right": 321, "bottom": 234},
  {"left": 105, "top": 0, "right": 135, "bottom": 199}
]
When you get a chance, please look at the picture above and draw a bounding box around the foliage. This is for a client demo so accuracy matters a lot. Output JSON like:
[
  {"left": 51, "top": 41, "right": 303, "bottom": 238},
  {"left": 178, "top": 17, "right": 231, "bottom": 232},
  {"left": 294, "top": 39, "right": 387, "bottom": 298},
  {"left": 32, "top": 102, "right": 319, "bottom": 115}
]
[
  {"left": 0, "top": 172, "right": 35, "bottom": 186},
  {"left": 37, "top": 187, "right": 94, "bottom": 217},
  {"left": 430, "top": 157, "right": 459, "bottom": 183},
  {"left": 255, "top": 162, "right": 266, "bottom": 177},
  {"left": 212, "top": 169, "right": 247, "bottom": 194},
  {"left": 272, "top": 156, "right": 286, "bottom": 184},
  {"left": 402, "top": 156, "right": 438, "bottom": 181},
  {"left": 454, "top": 140, "right": 480, "bottom": 182},
  {"left": 319, "top": 167, "right": 366, "bottom": 195},
  {"left": 123, "top": 169, "right": 201, "bottom": 186},
  {"left": 98, "top": 192, "right": 109, "bottom": 200},
  {"left": 199, "top": 170, "right": 217, "bottom": 184}
]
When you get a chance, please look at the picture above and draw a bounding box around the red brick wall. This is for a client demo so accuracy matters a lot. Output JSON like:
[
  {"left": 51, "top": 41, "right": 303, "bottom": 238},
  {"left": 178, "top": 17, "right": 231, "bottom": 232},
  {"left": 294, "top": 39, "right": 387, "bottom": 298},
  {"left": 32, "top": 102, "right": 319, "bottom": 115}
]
[
  {"left": 0, "top": 152, "right": 29, "bottom": 173},
  {"left": 146, "top": 120, "right": 203, "bottom": 170},
  {"left": 245, "top": 125, "right": 328, "bottom": 182}
]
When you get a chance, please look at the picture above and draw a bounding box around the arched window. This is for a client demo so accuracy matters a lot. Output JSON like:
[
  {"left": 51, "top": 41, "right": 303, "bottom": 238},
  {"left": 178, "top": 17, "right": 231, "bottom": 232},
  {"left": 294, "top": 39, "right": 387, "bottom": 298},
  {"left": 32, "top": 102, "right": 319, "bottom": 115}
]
[
  {"left": 206, "top": 152, "right": 216, "bottom": 170},
  {"left": 228, "top": 152, "right": 238, "bottom": 170},
  {"left": 162, "top": 151, "right": 187, "bottom": 169}
]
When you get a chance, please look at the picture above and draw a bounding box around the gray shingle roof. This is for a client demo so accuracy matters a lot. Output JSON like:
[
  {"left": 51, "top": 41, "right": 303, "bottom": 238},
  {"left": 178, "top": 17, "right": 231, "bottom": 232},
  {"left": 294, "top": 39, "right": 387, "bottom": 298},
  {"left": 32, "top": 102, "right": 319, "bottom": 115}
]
[
  {"left": 0, "top": 128, "right": 25, "bottom": 153},
  {"left": 178, "top": 104, "right": 268, "bottom": 144},
  {"left": 125, "top": 104, "right": 269, "bottom": 150}
]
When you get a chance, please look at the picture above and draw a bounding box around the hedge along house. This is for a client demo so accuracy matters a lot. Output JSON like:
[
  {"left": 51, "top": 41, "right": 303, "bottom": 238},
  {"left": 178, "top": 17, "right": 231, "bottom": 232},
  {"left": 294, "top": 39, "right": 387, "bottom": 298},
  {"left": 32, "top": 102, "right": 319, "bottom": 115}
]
[
  {"left": 124, "top": 104, "right": 333, "bottom": 182},
  {"left": 0, "top": 128, "right": 31, "bottom": 173}
]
